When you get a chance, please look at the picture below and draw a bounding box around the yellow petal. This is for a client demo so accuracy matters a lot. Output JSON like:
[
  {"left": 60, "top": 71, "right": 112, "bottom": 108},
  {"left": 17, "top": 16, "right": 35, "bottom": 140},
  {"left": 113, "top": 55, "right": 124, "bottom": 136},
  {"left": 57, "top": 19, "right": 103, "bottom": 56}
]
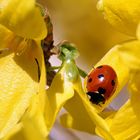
[
  {"left": 0, "top": 24, "right": 15, "bottom": 50},
  {"left": 0, "top": 24, "right": 27, "bottom": 54},
  {"left": 2, "top": 123, "right": 22, "bottom": 140},
  {"left": 0, "top": 24, "right": 44, "bottom": 54},
  {"left": 128, "top": 72, "right": 140, "bottom": 127},
  {"left": 16, "top": 94, "right": 47, "bottom": 140},
  {"left": 0, "top": 0, "right": 47, "bottom": 39},
  {"left": 61, "top": 93, "right": 96, "bottom": 134},
  {"left": 0, "top": 47, "right": 38, "bottom": 138},
  {"left": 45, "top": 64, "right": 74, "bottom": 134},
  {"left": 101, "top": 100, "right": 140, "bottom": 140},
  {"left": 20, "top": 116, "right": 47, "bottom": 140},
  {"left": 132, "top": 135, "right": 140, "bottom": 140},
  {"left": 32, "top": 41, "right": 46, "bottom": 112},
  {"left": 19, "top": 44, "right": 48, "bottom": 138},
  {"left": 0, "top": 43, "right": 46, "bottom": 140},
  {"left": 75, "top": 82, "right": 113, "bottom": 140},
  {"left": 96, "top": 72, "right": 140, "bottom": 140},
  {"left": 117, "top": 40, "right": 140, "bottom": 71},
  {"left": 84, "top": 45, "right": 129, "bottom": 112},
  {"left": 4, "top": 115, "right": 47, "bottom": 140},
  {"left": 97, "top": 0, "right": 140, "bottom": 36}
]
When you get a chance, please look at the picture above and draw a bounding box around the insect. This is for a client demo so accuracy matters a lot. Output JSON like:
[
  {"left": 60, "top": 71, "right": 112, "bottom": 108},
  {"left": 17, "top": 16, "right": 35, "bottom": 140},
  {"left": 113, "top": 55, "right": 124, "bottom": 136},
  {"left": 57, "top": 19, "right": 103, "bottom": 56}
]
[{"left": 86, "top": 65, "right": 117, "bottom": 105}]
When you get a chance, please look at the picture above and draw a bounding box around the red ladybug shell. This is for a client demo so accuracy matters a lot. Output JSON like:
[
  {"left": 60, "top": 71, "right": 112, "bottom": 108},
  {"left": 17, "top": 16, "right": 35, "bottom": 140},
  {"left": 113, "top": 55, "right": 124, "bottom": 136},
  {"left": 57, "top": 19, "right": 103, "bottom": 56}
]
[{"left": 86, "top": 65, "right": 117, "bottom": 104}]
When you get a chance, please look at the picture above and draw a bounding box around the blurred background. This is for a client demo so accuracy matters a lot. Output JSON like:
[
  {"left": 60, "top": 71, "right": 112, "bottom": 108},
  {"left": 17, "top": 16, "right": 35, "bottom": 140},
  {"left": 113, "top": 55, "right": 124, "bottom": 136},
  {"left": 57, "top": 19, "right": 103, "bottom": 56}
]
[
  {"left": 39, "top": 0, "right": 132, "bottom": 71},
  {"left": 38, "top": 0, "right": 131, "bottom": 139}
]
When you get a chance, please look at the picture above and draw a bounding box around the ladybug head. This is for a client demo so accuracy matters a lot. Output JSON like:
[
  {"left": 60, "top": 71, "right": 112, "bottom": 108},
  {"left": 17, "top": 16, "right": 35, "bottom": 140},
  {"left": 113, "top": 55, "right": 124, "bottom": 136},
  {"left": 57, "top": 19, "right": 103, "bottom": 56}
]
[{"left": 87, "top": 92, "right": 105, "bottom": 105}]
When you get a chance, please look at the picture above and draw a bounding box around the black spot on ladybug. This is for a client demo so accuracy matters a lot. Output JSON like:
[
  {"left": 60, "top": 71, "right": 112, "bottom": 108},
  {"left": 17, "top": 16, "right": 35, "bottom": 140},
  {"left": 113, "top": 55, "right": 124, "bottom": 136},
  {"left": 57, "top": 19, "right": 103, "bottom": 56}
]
[
  {"left": 97, "top": 65, "right": 103, "bottom": 69},
  {"left": 88, "top": 78, "right": 92, "bottom": 83},
  {"left": 98, "top": 74, "right": 104, "bottom": 78},
  {"left": 98, "top": 87, "right": 106, "bottom": 94},
  {"left": 111, "top": 80, "right": 115, "bottom": 86}
]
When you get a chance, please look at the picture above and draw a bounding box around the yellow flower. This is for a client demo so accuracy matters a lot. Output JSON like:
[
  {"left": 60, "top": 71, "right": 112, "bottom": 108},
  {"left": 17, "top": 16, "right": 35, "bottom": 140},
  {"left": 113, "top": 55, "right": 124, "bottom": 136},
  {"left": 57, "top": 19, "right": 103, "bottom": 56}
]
[
  {"left": 45, "top": 43, "right": 126, "bottom": 139},
  {"left": 95, "top": 40, "right": 140, "bottom": 139},
  {"left": 95, "top": 2, "right": 140, "bottom": 138},
  {"left": 45, "top": 57, "right": 114, "bottom": 139},
  {"left": 45, "top": 38, "right": 140, "bottom": 139},
  {"left": 59, "top": 44, "right": 129, "bottom": 139},
  {"left": 44, "top": 1, "right": 140, "bottom": 139},
  {"left": 97, "top": 0, "right": 140, "bottom": 36},
  {"left": 0, "top": 0, "right": 47, "bottom": 139}
]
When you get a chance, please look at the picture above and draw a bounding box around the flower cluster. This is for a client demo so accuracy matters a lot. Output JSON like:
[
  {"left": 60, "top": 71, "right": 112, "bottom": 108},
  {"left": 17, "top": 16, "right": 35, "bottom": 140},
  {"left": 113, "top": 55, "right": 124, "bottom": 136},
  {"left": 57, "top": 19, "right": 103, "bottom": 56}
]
[{"left": 0, "top": 0, "right": 48, "bottom": 139}]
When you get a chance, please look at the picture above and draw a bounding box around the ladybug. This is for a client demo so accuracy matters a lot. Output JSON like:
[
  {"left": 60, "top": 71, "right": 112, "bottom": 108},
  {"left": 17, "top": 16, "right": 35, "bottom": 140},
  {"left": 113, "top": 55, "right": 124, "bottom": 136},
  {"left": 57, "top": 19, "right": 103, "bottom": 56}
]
[{"left": 86, "top": 65, "right": 117, "bottom": 105}]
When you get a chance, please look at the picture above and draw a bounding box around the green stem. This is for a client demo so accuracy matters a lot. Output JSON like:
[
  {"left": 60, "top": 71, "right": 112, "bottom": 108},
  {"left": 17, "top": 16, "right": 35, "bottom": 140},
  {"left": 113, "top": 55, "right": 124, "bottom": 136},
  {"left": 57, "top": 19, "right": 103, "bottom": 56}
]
[
  {"left": 78, "top": 67, "right": 88, "bottom": 78},
  {"left": 47, "top": 66, "right": 61, "bottom": 72}
]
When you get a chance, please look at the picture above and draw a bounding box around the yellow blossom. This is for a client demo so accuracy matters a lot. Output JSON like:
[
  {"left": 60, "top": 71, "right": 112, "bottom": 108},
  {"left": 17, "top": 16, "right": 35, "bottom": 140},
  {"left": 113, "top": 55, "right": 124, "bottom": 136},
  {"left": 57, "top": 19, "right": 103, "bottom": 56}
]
[
  {"left": 49, "top": 40, "right": 140, "bottom": 140},
  {"left": 44, "top": 1, "right": 140, "bottom": 139},
  {"left": 45, "top": 43, "right": 116, "bottom": 139},
  {"left": 46, "top": 57, "right": 114, "bottom": 139},
  {"left": 46, "top": 1, "right": 140, "bottom": 139},
  {"left": 94, "top": 1, "right": 140, "bottom": 137},
  {"left": 0, "top": 0, "right": 47, "bottom": 139},
  {"left": 95, "top": 40, "right": 140, "bottom": 139}
]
